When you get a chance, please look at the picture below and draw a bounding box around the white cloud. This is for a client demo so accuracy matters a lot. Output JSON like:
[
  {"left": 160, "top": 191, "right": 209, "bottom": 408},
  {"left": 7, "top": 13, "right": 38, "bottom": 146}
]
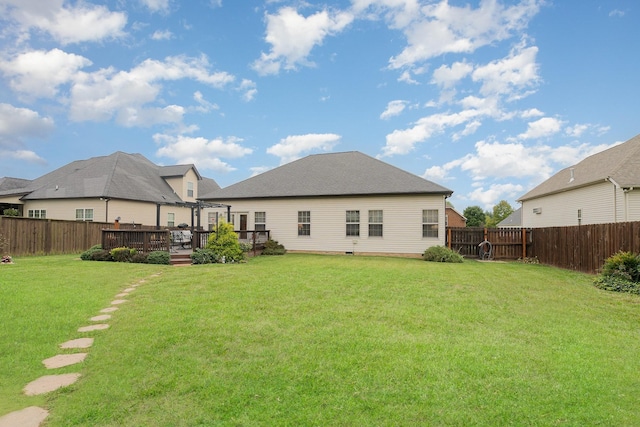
[
  {"left": 0, "top": 103, "right": 54, "bottom": 142},
  {"left": 387, "top": 0, "right": 542, "bottom": 69},
  {"left": 151, "top": 30, "right": 173, "bottom": 40},
  {"left": 267, "top": 133, "right": 341, "bottom": 164},
  {"left": 0, "top": 1, "right": 127, "bottom": 44},
  {"left": 68, "top": 55, "right": 235, "bottom": 126},
  {"left": 0, "top": 48, "right": 91, "bottom": 99},
  {"left": 154, "top": 133, "right": 253, "bottom": 172},
  {"left": 609, "top": 9, "right": 625, "bottom": 18},
  {"left": 565, "top": 124, "right": 589, "bottom": 138},
  {"left": 250, "top": 165, "right": 273, "bottom": 177},
  {"left": 472, "top": 44, "right": 540, "bottom": 98},
  {"left": 192, "top": 91, "right": 219, "bottom": 113},
  {"left": 518, "top": 117, "right": 564, "bottom": 139},
  {"left": 238, "top": 79, "right": 257, "bottom": 101},
  {"left": 140, "top": 0, "right": 171, "bottom": 13},
  {"left": 467, "top": 183, "right": 524, "bottom": 208},
  {"left": 431, "top": 61, "right": 473, "bottom": 88},
  {"left": 252, "top": 7, "right": 353, "bottom": 75},
  {"left": 380, "top": 100, "right": 408, "bottom": 120}
]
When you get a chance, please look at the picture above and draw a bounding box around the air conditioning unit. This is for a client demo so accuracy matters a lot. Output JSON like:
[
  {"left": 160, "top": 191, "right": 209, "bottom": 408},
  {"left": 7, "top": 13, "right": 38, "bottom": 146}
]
[{"left": 532, "top": 207, "right": 542, "bottom": 214}]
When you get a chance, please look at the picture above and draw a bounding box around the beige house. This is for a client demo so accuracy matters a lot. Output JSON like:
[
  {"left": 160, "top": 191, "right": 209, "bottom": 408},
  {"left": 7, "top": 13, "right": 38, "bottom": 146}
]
[
  {"left": 518, "top": 133, "right": 640, "bottom": 227},
  {"left": 0, "top": 152, "right": 220, "bottom": 227},
  {"left": 200, "top": 151, "right": 453, "bottom": 256}
]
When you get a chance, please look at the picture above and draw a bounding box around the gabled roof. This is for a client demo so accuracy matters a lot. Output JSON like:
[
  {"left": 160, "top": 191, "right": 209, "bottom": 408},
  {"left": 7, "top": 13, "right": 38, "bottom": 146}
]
[
  {"left": 519, "top": 133, "right": 640, "bottom": 201},
  {"left": 497, "top": 207, "right": 522, "bottom": 227},
  {"left": 201, "top": 151, "right": 452, "bottom": 200},
  {"left": 0, "top": 177, "right": 32, "bottom": 194},
  {"left": 160, "top": 164, "right": 202, "bottom": 180},
  {"left": 199, "top": 177, "right": 221, "bottom": 196}
]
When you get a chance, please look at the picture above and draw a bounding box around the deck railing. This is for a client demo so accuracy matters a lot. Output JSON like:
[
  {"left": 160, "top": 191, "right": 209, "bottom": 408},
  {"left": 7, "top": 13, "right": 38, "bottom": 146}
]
[
  {"left": 102, "top": 229, "right": 171, "bottom": 253},
  {"left": 193, "top": 230, "right": 270, "bottom": 253}
]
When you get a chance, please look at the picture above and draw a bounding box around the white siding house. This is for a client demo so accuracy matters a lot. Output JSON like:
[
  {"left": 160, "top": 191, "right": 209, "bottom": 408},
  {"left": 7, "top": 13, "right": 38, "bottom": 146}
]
[
  {"left": 200, "top": 152, "right": 453, "bottom": 256},
  {"left": 518, "top": 133, "right": 640, "bottom": 227}
]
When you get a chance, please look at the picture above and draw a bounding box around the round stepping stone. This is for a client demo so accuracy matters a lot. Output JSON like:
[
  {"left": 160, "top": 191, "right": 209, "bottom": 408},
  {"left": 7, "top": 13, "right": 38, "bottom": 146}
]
[
  {"left": 123, "top": 288, "right": 135, "bottom": 292},
  {"left": 100, "top": 307, "right": 118, "bottom": 313},
  {"left": 111, "top": 299, "right": 127, "bottom": 305},
  {"left": 43, "top": 353, "right": 87, "bottom": 369},
  {"left": 0, "top": 406, "right": 48, "bottom": 427},
  {"left": 23, "top": 373, "right": 81, "bottom": 396},
  {"left": 90, "top": 314, "right": 111, "bottom": 322},
  {"left": 60, "top": 338, "right": 93, "bottom": 349},
  {"left": 78, "top": 324, "right": 109, "bottom": 332},
  {"left": 115, "top": 293, "right": 129, "bottom": 297}
]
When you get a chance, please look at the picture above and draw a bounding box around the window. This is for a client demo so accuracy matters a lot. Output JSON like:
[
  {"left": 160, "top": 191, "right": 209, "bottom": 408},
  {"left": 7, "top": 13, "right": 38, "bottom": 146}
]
[
  {"left": 167, "top": 212, "right": 175, "bottom": 227},
  {"left": 28, "top": 209, "right": 46, "bottom": 219},
  {"left": 368, "top": 210, "right": 383, "bottom": 237},
  {"left": 255, "top": 211, "right": 266, "bottom": 231},
  {"left": 75, "top": 208, "right": 93, "bottom": 221},
  {"left": 422, "top": 209, "right": 439, "bottom": 238},
  {"left": 346, "top": 210, "right": 360, "bottom": 237},
  {"left": 298, "top": 211, "right": 310, "bottom": 236},
  {"left": 187, "top": 181, "right": 194, "bottom": 198}
]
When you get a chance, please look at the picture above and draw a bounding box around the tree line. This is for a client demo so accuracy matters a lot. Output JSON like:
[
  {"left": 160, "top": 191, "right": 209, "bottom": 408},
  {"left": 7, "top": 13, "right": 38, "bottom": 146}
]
[{"left": 457, "top": 200, "right": 515, "bottom": 228}]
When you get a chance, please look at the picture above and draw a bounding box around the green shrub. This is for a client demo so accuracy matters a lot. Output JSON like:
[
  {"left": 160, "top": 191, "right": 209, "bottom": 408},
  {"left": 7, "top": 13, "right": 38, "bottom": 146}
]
[
  {"left": 594, "top": 251, "right": 640, "bottom": 295},
  {"left": 423, "top": 246, "right": 463, "bottom": 263},
  {"left": 601, "top": 251, "right": 640, "bottom": 282},
  {"left": 206, "top": 221, "right": 244, "bottom": 262},
  {"left": 190, "top": 248, "right": 220, "bottom": 264},
  {"left": 239, "top": 242, "right": 253, "bottom": 253},
  {"left": 80, "top": 244, "right": 103, "bottom": 260},
  {"left": 90, "top": 250, "right": 113, "bottom": 262},
  {"left": 2, "top": 208, "right": 19, "bottom": 216},
  {"left": 110, "top": 247, "right": 136, "bottom": 262},
  {"left": 261, "top": 239, "right": 286, "bottom": 256},
  {"left": 131, "top": 252, "right": 148, "bottom": 263},
  {"left": 147, "top": 251, "right": 170, "bottom": 265}
]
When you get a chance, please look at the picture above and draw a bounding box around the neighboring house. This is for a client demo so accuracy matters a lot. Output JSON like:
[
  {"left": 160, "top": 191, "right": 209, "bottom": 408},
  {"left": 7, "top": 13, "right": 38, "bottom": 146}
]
[
  {"left": 446, "top": 207, "right": 467, "bottom": 227},
  {"left": 497, "top": 207, "right": 522, "bottom": 227},
  {"left": 0, "top": 152, "right": 220, "bottom": 227},
  {"left": 518, "top": 133, "right": 640, "bottom": 227},
  {"left": 200, "top": 151, "right": 453, "bottom": 256}
]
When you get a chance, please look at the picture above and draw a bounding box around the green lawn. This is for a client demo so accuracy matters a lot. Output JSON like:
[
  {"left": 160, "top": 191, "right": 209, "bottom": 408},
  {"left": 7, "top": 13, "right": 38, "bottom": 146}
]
[{"left": 2, "top": 254, "right": 639, "bottom": 426}]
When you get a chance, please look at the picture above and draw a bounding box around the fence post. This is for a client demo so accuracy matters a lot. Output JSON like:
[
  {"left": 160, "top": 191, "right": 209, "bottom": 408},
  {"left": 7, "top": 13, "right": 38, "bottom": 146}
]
[
  {"left": 522, "top": 227, "right": 527, "bottom": 259},
  {"left": 447, "top": 228, "right": 452, "bottom": 249}
]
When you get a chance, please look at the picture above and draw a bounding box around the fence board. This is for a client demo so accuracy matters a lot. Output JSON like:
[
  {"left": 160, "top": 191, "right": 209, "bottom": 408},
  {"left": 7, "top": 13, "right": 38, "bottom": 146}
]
[{"left": 446, "top": 227, "right": 532, "bottom": 260}]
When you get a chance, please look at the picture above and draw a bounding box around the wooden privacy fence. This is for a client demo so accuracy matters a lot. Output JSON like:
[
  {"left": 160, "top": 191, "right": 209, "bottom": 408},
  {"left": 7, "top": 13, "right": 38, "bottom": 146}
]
[
  {"left": 446, "top": 227, "right": 532, "bottom": 260},
  {"left": 530, "top": 222, "right": 640, "bottom": 274},
  {"left": 0, "top": 216, "right": 110, "bottom": 256}
]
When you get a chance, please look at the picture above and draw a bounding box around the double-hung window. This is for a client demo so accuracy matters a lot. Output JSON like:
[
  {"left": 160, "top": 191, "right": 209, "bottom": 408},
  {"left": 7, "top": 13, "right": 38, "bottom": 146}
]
[
  {"left": 75, "top": 208, "right": 93, "bottom": 221},
  {"left": 346, "top": 210, "right": 360, "bottom": 237},
  {"left": 422, "top": 209, "right": 439, "bottom": 238},
  {"left": 28, "top": 209, "right": 46, "bottom": 219},
  {"left": 255, "top": 212, "right": 266, "bottom": 231},
  {"left": 298, "top": 211, "right": 310, "bottom": 236},
  {"left": 368, "top": 210, "right": 383, "bottom": 237},
  {"left": 167, "top": 212, "right": 175, "bottom": 227},
  {"left": 187, "top": 181, "right": 194, "bottom": 198}
]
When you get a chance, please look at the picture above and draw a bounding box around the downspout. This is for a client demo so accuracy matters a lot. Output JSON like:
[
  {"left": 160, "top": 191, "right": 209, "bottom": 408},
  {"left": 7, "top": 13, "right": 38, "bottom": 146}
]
[{"left": 609, "top": 178, "right": 620, "bottom": 223}]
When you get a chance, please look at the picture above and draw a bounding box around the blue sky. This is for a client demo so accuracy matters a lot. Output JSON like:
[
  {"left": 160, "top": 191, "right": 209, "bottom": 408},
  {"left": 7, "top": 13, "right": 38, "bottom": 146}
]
[{"left": 0, "top": 0, "right": 638, "bottom": 212}]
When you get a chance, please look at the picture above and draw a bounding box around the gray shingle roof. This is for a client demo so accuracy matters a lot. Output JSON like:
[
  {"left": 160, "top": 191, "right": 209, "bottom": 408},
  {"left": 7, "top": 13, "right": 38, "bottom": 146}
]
[
  {"left": 519, "top": 134, "right": 640, "bottom": 201},
  {"left": 497, "top": 207, "right": 522, "bottom": 227},
  {"left": 0, "top": 177, "right": 32, "bottom": 194},
  {"left": 5, "top": 152, "right": 217, "bottom": 204},
  {"left": 201, "top": 151, "right": 452, "bottom": 200},
  {"left": 199, "top": 177, "right": 221, "bottom": 196}
]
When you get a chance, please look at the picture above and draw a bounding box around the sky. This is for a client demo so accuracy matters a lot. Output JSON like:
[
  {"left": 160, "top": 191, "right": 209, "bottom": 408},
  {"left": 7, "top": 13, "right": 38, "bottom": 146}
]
[{"left": 0, "top": 0, "right": 639, "bottom": 212}]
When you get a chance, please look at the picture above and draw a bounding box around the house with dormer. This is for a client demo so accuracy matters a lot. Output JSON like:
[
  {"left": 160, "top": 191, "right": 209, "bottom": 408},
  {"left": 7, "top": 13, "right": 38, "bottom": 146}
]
[
  {"left": 0, "top": 152, "right": 220, "bottom": 227},
  {"left": 518, "top": 133, "right": 640, "bottom": 227}
]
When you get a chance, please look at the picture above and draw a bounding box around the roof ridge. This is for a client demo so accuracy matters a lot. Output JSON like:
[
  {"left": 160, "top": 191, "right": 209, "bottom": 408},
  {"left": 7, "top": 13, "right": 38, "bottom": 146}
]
[{"left": 101, "top": 152, "right": 121, "bottom": 197}]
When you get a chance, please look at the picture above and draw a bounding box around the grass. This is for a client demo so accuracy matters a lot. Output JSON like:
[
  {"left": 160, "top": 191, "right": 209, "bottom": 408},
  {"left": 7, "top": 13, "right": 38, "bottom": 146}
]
[{"left": 2, "top": 254, "right": 640, "bottom": 426}]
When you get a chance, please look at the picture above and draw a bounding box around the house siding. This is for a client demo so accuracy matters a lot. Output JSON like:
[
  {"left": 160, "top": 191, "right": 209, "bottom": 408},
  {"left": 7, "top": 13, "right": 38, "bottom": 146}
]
[
  {"left": 20, "top": 199, "right": 193, "bottom": 226},
  {"left": 522, "top": 181, "right": 617, "bottom": 227},
  {"left": 204, "top": 194, "right": 447, "bottom": 255}
]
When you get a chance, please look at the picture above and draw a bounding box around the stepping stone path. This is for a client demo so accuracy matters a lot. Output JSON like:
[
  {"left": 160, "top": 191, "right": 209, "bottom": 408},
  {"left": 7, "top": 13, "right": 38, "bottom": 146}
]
[{"left": 1, "top": 272, "right": 162, "bottom": 426}]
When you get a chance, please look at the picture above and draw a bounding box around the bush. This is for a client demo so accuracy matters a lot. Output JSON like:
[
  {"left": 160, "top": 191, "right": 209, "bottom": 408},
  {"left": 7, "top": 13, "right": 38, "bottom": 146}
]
[
  {"left": 131, "top": 252, "right": 148, "bottom": 263},
  {"left": 90, "top": 250, "right": 113, "bottom": 262},
  {"left": 594, "top": 251, "right": 640, "bottom": 295},
  {"left": 147, "top": 251, "right": 171, "bottom": 265},
  {"left": 423, "top": 246, "right": 463, "bottom": 263},
  {"left": 190, "top": 248, "right": 220, "bottom": 264},
  {"left": 2, "top": 208, "right": 19, "bottom": 216},
  {"left": 601, "top": 251, "right": 640, "bottom": 282},
  {"left": 81, "top": 245, "right": 105, "bottom": 261},
  {"left": 206, "top": 221, "right": 244, "bottom": 262},
  {"left": 110, "top": 247, "right": 136, "bottom": 262},
  {"left": 239, "top": 242, "right": 253, "bottom": 253},
  {"left": 261, "top": 239, "right": 286, "bottom": 256}
]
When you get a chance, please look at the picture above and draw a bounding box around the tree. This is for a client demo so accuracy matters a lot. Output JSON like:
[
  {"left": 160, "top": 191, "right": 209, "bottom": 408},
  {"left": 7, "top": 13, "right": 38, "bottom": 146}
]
[
  {"left": 490, "top": 200, "right": 514, "bottom": 227},
  {"left": 463, "top": 206, "right": 486, "bottom": 227}
]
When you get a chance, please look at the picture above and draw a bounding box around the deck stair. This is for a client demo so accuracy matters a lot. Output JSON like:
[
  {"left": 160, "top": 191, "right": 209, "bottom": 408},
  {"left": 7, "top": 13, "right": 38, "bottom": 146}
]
[{"left": 170, "top": 253, "right": 192, "bottom": 266}]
